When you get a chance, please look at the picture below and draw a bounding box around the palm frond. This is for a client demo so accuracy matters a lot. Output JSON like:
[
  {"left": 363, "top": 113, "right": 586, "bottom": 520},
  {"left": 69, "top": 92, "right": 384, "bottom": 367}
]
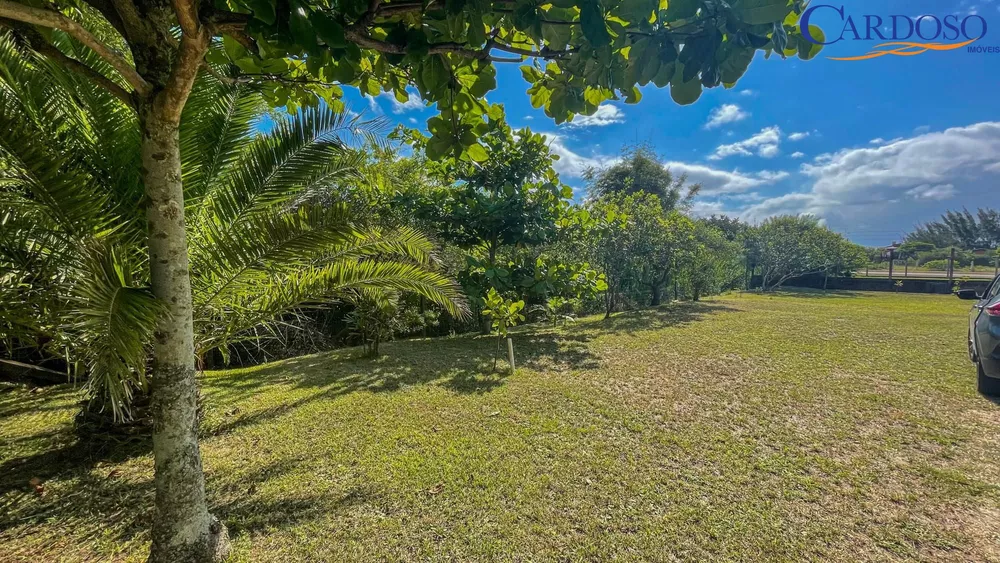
[
  {"left": 72, "top": 241, "right": 159, "bottom": 421},
  {"left": 181, "top": 72, "right": 265, "bottom": 211},
  {"left": 202, "top": 105, "right": 384, "bottom": 226}
]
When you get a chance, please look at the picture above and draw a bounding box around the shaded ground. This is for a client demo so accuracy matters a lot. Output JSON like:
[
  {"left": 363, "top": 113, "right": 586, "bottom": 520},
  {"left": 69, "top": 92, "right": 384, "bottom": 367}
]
[{"left": 2, "top": 291, "right": 998, "bottom": 561}]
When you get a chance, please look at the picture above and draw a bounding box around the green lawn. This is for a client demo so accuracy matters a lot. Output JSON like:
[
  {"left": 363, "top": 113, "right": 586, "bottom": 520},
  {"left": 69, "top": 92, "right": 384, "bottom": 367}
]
[{"left": 3, "top": 291, "right": 999, "bottom": 561}]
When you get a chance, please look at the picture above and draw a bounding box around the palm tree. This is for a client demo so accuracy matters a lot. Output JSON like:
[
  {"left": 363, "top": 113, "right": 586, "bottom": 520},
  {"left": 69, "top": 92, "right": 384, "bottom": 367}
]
[{"left": 0, "top": 34, "right": 467, "bottom": 424}]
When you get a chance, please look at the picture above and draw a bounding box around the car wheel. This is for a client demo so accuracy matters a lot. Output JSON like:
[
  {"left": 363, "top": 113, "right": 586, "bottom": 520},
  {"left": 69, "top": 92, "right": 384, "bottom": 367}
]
[{"left": 977, "top": 361, "right": 1000, "bottom": 397}]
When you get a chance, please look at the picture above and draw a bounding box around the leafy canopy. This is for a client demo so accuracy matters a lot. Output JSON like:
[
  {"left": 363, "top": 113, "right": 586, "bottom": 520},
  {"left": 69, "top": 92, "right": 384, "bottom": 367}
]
[
  {"left": 201, "top": 0, "right": 819, "bottom": 161},
  {"left": 586, "top": 144, "right": 699, "bottom": 209},
  {"left": 749, "top": 215, "right": 866, "bottom": 290}
]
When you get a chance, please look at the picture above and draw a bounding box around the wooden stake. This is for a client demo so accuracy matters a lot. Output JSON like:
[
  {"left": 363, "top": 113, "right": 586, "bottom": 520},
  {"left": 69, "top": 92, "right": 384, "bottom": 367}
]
[{"left": 506, "top": 338, "right": 515, "bottom": 373}]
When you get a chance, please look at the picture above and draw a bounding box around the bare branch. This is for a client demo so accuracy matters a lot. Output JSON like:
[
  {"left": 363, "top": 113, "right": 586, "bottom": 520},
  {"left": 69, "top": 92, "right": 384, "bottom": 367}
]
[
  {"left": 343, "top": 26, "right": 488, "bottom": 59},
  {"left": 154, "top": 27, "right": 207, "bottom": 123},
  {"left": 373, "top": 1, "right": 434, "bottom": 18},
  {"left": 491, "top": 40, "right": 577, "bottom": 59},
  {"left": 107, "top": 0, "right": 156, "bottom": 45},
  {"left": 0, "top": 0, "right": 150, "bottom": 95},
  {"left": 172, "top": 0, "right": 200, "bottom": 37},
  {"left": 78, "top": 0, "right": 126, "bottom": 37},
  {"left": 203, "top": 64, "right": 341, "bottom": 88}
]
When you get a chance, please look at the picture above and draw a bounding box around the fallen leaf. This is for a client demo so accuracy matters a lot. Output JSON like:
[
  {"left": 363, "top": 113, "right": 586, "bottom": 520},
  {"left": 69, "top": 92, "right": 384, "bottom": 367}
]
[
  {"left": 487, "top": 411, "right": 500, "bottom": 417},
  {"left": 107, "top": 470, "right": 121, "bottom": 479},
  {"left": 28, "top": 477, "right": 42, "bottom": 487},
  {"left": 33, "top": 484, "right": 45, "bottom": 497},
  {"left": 427, "top": 483, "right": 444, "bottom": 495}
]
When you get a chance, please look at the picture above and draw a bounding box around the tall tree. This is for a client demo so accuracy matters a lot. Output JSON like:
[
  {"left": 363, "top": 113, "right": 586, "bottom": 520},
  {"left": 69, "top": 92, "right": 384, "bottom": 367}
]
[
  {"left": 0, "top": 0, "right": 820, "bottom": 557},
  {"left": 685, "top": 220, "right": 743, "bottom": 300},
  {"left": 587, "top": 144, "right": 699, "bottom": 209},
  {"left": 407, "top": 117, "right": 568, "bottom": 265},
  {"left": 749, "top": 215, "right": 865, "bottom": 291},
  {"left": 585, "top": 192, "right": 693, "bottom": 311},
  {"left": 907, "top": 208, "right": 1000, "bottom": 250}
]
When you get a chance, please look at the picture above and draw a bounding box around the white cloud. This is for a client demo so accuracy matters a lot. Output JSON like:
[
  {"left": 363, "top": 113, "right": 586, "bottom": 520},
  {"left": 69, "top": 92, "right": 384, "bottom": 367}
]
[
  {"left": 907, "top": 183, "right": 957, "bottom": 201},
  {"left": 704, "top": 104, "right": 750, "bottom": 129},
  {"left": 663, "top": 162, "right": 789, "bottom": 196},
  {"left": 739, "top": 89, "right": 755, "bottom": 96},
  {"left": 563, "top": 104, "right": 624, "bottom": 128},
  {"left": 689, "top": 200, "right": 729, "bottom": 217},
  {"left": 408, "top": 117, "right": 418, "bottom": 124},
  {"left": 788, "top": 131, "right": 810, "bottom": 141},
  {"left": 524, "top": 115, "right": 534, "bottom": 120},
  {"left": 539, "top": 133, "right": 792, "bottom": 198},
  {"left": 758, "top": 144, "right": 781, "bottom": 158},
  {"left": 728, "top": 122, "right": 1000, "bottom": 239},
  {"left": 375, "top": 89, "right": 425, "bottom": 114},
  {"left": 709, "top": 126, "right": 782, "bottom": 160},
  {"left": 791, "top": 151, "right": 806, "bottom": 159},
  {"left": 540, "top": 133, "right": 618, "bottom": 179},
  {"left": 869, "top": 137, "right": 885, "bottom": 145}
]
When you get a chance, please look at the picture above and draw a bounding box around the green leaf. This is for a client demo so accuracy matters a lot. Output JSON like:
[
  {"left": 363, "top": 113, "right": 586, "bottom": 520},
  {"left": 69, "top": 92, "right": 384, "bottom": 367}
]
[
  {"left": 419, "top": 57, "right": 451, "bottom": 97},
  {"left": 310, "top": 12, "right": 347, "bottom": 48},
  {"left": 797, "top": 26, "right": 824, "bottom": 60},
  {"left": 719, "top": 45, "right": 755, "bottom": 84},
  {"left": 579, "top": 0, "right": 612, "bottom": 47},
  {"left": 662, "top": 0, "right": 698, "bottom": 20},
  {"left": 244, "top": 0, "right": 276, "bottom": 25},
  {"left": 222, "top": 35, "right": 249, "bottom": 61},
  {"left": 520, "top": 65, "right": 544, "bottom": 83},
  {"left": 467, "top": 143, "right": 489, "bottom": 162},
  {"left": 670, "top": 67, "right": 702, "bottom": 105},
  {"left": 289, "top": 0, "right": 318, "bottom": 51},
  {"left": 619, "top": 0, "right": 657, "bottom": 25},
  {"left": 733, "top": 0, "right": 793, "bottom": 25},
  {"left": 771, "top": 21, "right": 788, "bottom": 55}
]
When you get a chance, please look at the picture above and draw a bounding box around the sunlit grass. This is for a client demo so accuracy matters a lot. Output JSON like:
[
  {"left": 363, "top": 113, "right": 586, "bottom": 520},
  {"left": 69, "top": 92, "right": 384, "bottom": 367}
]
[{"left": 2, "top": 290, "right": 999, "bottom": 561}]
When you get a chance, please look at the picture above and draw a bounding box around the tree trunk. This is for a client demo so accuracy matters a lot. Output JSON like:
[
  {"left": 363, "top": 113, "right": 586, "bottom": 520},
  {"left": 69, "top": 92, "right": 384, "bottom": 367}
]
[
  {"left": 140, "top": 30, "right": 229, "bottom": 561},
  {"left": 650, "top": 284, "right": 662, "bottom": 307},
  {"left": 142, "top": 104, "right": 227, "bottom": 563}
]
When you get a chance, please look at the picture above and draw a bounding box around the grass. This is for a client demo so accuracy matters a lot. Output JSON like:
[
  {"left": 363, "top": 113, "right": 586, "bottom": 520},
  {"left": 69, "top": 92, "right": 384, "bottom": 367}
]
[{"left": 2, "top": 290, "right": 1000, "bottom": 561}]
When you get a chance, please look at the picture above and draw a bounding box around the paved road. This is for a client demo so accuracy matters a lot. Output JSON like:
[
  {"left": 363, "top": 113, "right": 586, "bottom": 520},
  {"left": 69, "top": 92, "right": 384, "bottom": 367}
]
[{"left": 860, "top": 270, "right": 997, "bottom": 280}]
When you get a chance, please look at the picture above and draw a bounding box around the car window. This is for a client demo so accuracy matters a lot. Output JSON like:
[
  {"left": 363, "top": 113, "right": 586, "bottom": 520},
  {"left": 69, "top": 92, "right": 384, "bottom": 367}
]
[{"left": 989, "top": 275, "right": 1000, "bottom": 300}]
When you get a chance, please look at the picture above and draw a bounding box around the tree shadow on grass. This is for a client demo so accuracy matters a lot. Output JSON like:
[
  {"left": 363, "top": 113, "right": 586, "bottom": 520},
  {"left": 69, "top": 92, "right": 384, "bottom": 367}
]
[
  {"left": 200, "top": 300, "right": 737, "bottom": 438},
  {"left": 0, "top": 452, "right": 344, "bottom": 552},
  {"left": 211, "top": 459, "right": 377, "bottom": 538},
  {"left": 0, "top": 300, "right": 738, "bottom": 553},
  {"left": 755, "top": 288, "right": 864, "bottom": 299}
]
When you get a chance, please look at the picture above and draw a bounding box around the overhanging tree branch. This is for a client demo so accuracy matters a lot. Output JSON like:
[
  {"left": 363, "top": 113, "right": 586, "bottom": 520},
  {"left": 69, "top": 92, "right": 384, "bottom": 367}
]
[
  {"left": 2, "top": 20, "right": 136, "bottom": 108},
  {"left": 0, "top": 0, "right": 151, "bottom": 95}
]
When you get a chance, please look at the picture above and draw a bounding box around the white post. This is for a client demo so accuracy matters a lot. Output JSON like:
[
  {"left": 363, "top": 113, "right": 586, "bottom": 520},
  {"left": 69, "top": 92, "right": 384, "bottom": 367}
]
[{"left": 506, "top": 337, "right": 515, "bottom": 373}]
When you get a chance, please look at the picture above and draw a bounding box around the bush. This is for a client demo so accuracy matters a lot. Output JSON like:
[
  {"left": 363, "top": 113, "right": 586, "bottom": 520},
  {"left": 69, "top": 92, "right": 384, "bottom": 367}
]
[{"left": 923, "top": 259, "right": 950, "bottom": 271}]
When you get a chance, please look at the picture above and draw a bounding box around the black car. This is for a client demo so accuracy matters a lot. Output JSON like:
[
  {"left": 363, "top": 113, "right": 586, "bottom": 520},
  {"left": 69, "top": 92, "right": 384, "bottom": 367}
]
[{"left": 957, "top": 274, "right": 1000, "bottom": 395}]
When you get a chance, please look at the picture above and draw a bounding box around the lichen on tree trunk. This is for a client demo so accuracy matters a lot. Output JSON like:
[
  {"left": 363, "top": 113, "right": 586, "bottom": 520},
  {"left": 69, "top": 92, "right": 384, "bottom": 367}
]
[
  {"left": 141, "top": 102, "right": 229, "bottom": 563},
  {"left": 136, "top": 23, "right": 229, "bottom": 560}
]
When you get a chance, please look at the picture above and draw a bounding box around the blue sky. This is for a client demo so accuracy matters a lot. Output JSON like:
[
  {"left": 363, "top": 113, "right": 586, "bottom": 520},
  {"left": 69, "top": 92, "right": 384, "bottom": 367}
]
[{"left": 345, "top": 0, "right": 999, "bottom": 246}]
